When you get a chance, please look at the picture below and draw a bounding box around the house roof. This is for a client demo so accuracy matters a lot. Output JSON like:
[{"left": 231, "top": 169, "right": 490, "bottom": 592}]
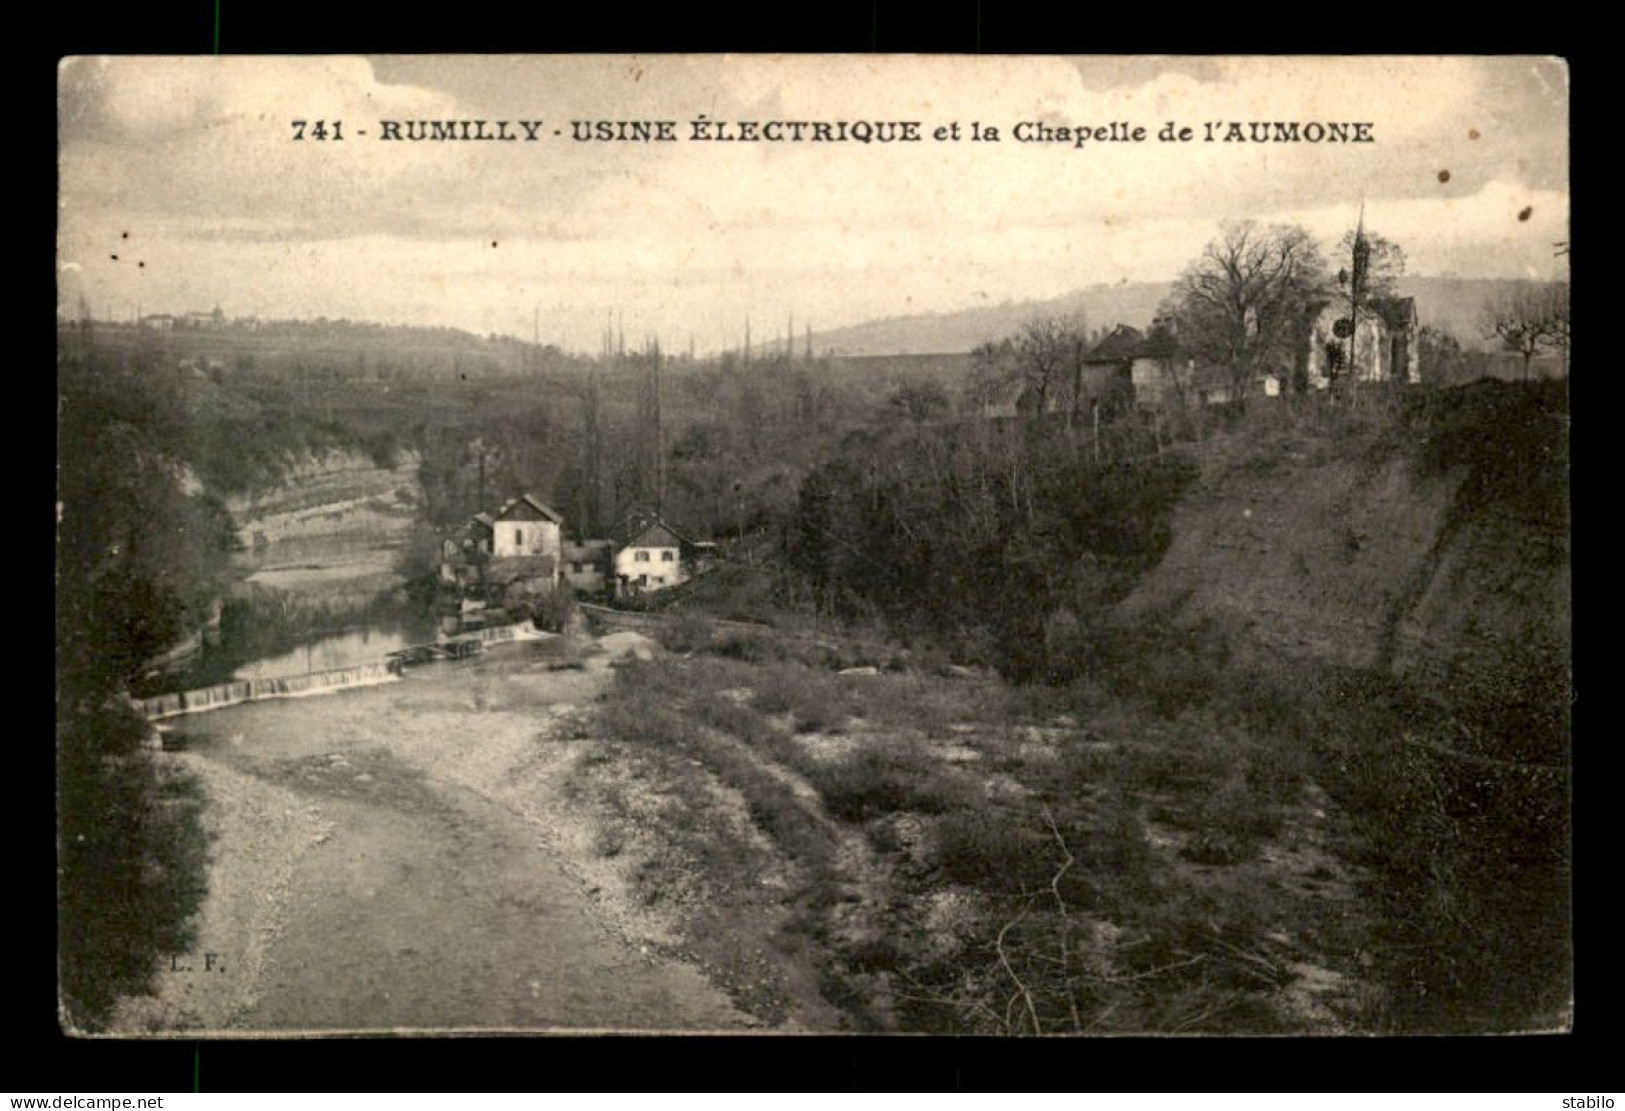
[
  {"left": 625, "top": 522, "right": 685, "bottom": 550},
  {"left": 1133, "top": 325, "right": 1188, "bottom": 362},
  {"left": 484, "top": 555, "right": 557, "bottom": 585},
  {"left": 1370, "top": 296, "right": 1418, "bottom": 331},
  {"left": 611, "top": 507, "right": 694, "bottom": 548},
  {"left": 491, "top": 493, "right": 566, "bottom": 525},
  {"left": 1085, "top": 324, "right": 1145, "bottom": 363},
  {"left": 1305, "top": 296, "right": 1417, "bottom": 333}
]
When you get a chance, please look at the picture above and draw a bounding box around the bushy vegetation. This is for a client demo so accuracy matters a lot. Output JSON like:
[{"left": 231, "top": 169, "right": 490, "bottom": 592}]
[
  {"left": 57, "top": 348, "right": 229, "bottom": 1028},
  {"left": 57, "top": 699, "right": 209, "bottom": 1029},
  {"left": 594, "top": 377, "right": 1569, "bottom": 1035},
  {"left": 1270, "top": 664, "right": 1571, "bottom": 1032},
  {"left": 789, "top": 423, "right": 1198, "bottom": 681}
]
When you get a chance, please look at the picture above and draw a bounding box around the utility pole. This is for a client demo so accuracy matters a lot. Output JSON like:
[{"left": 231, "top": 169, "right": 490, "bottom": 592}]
[
  {"left": 588, "top": 316, "right": 607, "bottom": 533},
  {"left": 652, "top": 336, "right": 665, "bottom": 513}
]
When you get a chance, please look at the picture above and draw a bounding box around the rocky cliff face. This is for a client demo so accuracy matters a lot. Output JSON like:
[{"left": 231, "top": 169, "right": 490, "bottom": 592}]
[
  {"left": 226, "top": 449, "right": 425, "bottom": 607},
  {"left": 1126, "top": 391, "right": 1570, "bottom": 726}
]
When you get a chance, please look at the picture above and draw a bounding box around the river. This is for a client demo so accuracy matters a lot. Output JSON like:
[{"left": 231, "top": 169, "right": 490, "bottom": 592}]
[
  {"left": 121, "top": 635, "right": 752, "bottom": 1033},
  {"left": 136, "top": 613, "right": 442, "bottom": 701},
  {"left": 227, "top": 625, "right": 427, "bottom": 683}
]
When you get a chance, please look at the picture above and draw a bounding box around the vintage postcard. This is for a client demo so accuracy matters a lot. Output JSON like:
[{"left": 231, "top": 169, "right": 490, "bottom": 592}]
[{"left": 56, "top": 54, "right": 1570, "bottom": 1036}]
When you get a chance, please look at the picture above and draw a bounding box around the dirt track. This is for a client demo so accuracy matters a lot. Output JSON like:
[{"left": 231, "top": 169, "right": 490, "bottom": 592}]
[{"left": 134, "top": 639, "right": 751, "bottom": 1034}]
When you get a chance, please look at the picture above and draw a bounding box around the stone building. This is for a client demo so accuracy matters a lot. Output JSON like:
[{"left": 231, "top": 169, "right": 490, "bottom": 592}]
[{"left": 1302, "top": 297, "right": 1420, "bottom": 389}]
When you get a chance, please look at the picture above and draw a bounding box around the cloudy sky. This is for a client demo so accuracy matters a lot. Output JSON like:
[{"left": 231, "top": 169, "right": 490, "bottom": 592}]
[{"left": 57, "top": 55, "right": 1569, "bottom": 353}]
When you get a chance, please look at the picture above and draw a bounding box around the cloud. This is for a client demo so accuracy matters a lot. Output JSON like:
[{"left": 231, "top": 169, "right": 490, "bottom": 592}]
[{"left": 58, "top": 56, "right": 1569, "bottom": 350}]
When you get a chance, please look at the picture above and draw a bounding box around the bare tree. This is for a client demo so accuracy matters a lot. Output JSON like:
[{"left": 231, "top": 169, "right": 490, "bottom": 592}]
[
  {"left": 1015, "top": 316, "right": 1073, "bottom": 423},
  {"left": 1481, "top": 282, "right": 1567, "bottom": 380},
  {"left": 888, "top": 380, "right": 951, "bottom": 425},
  {"left": 1334, "top": 227, "right": 1406, "bottom": 302},
  {"left": 1167, "top": 221, "right": 1329, "bottom": 402},
  {"left": 1059, "top": 312, "right": 1093, "bottom": 433},
  {"left": 966, "top": 337, "right": 1017, "bottom": 413},
  {"left": 967, "top": 316, "right": 1090, "bottom": 427},
  {"left": 1547, "top": 281, "right": 1570, "bottom": 378}
]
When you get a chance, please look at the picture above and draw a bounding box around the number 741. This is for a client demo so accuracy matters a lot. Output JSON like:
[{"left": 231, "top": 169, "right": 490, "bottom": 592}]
[{"left": 290, "top": 120, "right": 344, "bottom": 140}]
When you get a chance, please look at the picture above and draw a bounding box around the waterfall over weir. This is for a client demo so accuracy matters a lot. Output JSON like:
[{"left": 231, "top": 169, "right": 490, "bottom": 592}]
[
  {"left": 137, "top": 620, "right": 547, "bottom": 720},
  {"left": 136, "top": 662, "right": 400, "bottom": 720}
]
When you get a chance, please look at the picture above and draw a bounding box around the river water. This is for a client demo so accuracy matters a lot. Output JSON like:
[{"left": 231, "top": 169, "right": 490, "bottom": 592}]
[
  {"left": 228, "top": 626, "right": 426, "bottom": 683},
  {"left": 140, "top": 642, "right": 751, "bottom": 1032},
  {"left": 138, "top": 615, "right": 441, "bottom": 699}
]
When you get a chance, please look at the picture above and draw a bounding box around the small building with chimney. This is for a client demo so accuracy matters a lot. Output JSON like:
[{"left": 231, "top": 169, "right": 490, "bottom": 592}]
[{"left": 440, "top": 494, "right": 565, "bottom": 602}]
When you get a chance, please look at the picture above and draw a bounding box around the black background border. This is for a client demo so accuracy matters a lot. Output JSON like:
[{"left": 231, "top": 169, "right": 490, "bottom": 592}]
[{"left": 34, "top": 5, "right": 1600, "bottom": 1093}]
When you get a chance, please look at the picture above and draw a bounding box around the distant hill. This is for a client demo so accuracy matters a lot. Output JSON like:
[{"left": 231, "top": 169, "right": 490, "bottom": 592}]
[
  {"left": 1395, "top": 277, "right": 1556, "bottom": 351},
  {"left": 811, "top": 277, "right": 1556, "bottom": 357},
  {"left": 813, "top": 283, "right": 1171, "bottom": 358},
  {"left": 61, "top": 316, "right": 560, "bottom": 379}
]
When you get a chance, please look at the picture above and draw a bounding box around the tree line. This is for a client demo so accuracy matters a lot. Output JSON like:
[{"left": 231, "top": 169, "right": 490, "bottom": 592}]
[{"left": 57, "top": 347, "right": 242, "bottom": 1028}]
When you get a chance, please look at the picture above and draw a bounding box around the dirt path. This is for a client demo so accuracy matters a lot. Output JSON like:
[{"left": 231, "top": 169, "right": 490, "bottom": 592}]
[{"left": 153, "top": 642, "right": 751, "bottom": 1033}]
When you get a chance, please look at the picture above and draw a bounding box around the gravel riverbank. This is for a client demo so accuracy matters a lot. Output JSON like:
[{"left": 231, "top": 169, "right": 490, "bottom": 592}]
[{"left": 111, "top": 635, "right": 754, "bottom": 1034}]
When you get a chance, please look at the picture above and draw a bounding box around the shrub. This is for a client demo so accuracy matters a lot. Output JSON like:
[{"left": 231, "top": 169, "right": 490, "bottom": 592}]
[
  {"left": 597, "top": 686, "right": 702, "bottom": 750},
  {"left": 691, "top": 697, "right": 791, "bottom": 761},
  {"left": 58, "top": 700, "right": 210, "bottom": 1031},
  {"left": 527, "top": 585, "right": 578, "bottom": 634},
  {"left": 931, "top": 810, "right": 1056, "bottom": 892},
  {"left": 655, "top": 613, "right": 714, "bottom": 654},
  {"left": 710, "top": 630, "right": 784, "bottom": 663},
  {"left": 751, "top": 664, "right": 851, "bottom": 733},
  {"left": 810, "top": 746, "right": 978, "bottom": 822}
]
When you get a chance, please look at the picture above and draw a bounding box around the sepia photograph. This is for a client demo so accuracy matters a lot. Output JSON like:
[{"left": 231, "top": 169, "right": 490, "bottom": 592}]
[{"left": 56, "top": 54, "right": 1571, "bottom": 1037}]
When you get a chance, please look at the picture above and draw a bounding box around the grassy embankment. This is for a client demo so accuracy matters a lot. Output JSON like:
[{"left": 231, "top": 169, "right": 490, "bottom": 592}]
[
  {"left": 575, "top": 381, "right": 1570, "bottom": 1034},
  {"left": 575, "top": 620, "right": 1356, "bottom": 1034}
]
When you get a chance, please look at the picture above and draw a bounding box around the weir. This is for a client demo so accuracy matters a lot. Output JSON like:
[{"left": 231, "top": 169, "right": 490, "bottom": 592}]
[
  {"left": 136, "top": 662, "right": 399, "bottom": 720},
  {"left": 137, "top": 620, "right": 547, "bottom": 720}
]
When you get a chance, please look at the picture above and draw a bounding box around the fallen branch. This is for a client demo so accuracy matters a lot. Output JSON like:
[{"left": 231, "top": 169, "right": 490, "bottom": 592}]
[
  {"left": 1086, "top": 952, "right": 1208, "bottom": 986},
  {"left": 1401, "top": 731, "right": 1568, "bottom": 776},
  {"left": 1043, "top": 807, "right": 1084, "bottom": 1033},
  {"left": 995, "top": 904, "right": 1042, "bottom": 1036}
]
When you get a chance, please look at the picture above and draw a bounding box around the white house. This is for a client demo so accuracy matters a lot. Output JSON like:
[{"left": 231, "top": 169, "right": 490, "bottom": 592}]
[
  {"left": 612, "top": 511, "right": 690, "bottom": 595},
  {"left": 441, "top": 495, "right": 566, "bottom": 594},
  {"left": 443, "top": 497, "right": 705, "bottom": 604},
  {"left": 489, "top": 494, "right": 564, "bottom": 565}
]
